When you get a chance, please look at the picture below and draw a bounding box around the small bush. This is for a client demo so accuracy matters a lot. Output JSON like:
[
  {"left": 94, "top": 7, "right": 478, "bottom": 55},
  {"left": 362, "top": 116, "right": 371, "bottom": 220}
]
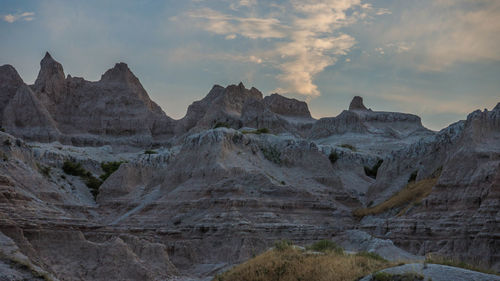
[
  {"left": 100, "top": 161, "right": 124, "bottom": 181},
  {"left": 63, "top": 160, "right": 102, "bottom": 199},
  {"left": 62, "top": 161, "right": 87, "bottom": 176},
  {"left": 356, "top": 251, "right": 387, "bottom": 262},
  {"left": 365, "top": 159, "right": 383, "bottom": 179},
  {"left": 0, "top": 128, "right": 5, "bottom": 132},
  {"left": 214, "top": 122, "right": 230, "bottom": 129},
  {"left": 307, "top": 240, "right": 343, "bottom": 254},
  {"left": 261, "top": 146, "right": 281, "bottom": 165},
  {"left": 329, "top": 151, "right": 339, "bottom": 165},
  {"left": 408, "top": 171, "right": 418, "bottom": 182},
  {"left": 340, "top": 144, "right": 356, "bottom": 151},
  {"left": 144, "top": 150, "right": 157, "bottom": 155},
  {"left": 3, "top": 139, "right": 11, "bottom": 146},
  {"left": 274, "top": 239, "right": 292, "bottom": 251},
  {"left": 37, "top": 163, "right": 51, "bottom": 178}
]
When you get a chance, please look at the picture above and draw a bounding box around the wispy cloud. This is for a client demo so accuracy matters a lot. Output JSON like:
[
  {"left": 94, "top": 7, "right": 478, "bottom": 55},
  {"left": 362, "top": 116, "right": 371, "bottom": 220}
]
[
  {"left": 2, "top": 12, "right": 35, "bottom": 23},
  {"left": 183, "top": 0, "right": 383, "bottom": 97},
  {"left": 380, "top": 0, "right": 500, "bottom": 71}
]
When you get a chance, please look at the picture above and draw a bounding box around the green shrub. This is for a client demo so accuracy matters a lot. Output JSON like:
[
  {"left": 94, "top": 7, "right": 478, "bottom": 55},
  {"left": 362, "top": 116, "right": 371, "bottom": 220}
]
[
  {"left": 261, "top": 146, "right": 281, "bottom": 165},
  {"left": 307, "top": 240, "right": 343, "bottom": 254},
  {"left": 37, "top": 163, "right": 51, "bottom": 178},
  {"left": 144, "top": 150, "right": 157, "bottom": 155},
  {"left": 340, "top": 144, "right": 356, "bottom": 151},
  {"left": 365, "top": 159, "right": 383, "bottom": 179},
  {"left": 214, "top": 122, "right": 230, "bottom": 129},
  {"left": 63, "top": 160, "right": 102, "bottom": 199},
  {"left": 62, "top": 161, "right": 87, "bottom": 176},
  {"left": 242, "top": 128, "right": 271, "bottom": 135},
  {"left": 100, "top": 161, "right": 124, "bottom": 181},
  {"left": 356, "top": 251, "right": 387, "bottom": 262},
  {"left": 329, "top": 151, "right": 339, "bottom": 165},
  {"left": 274, "top": 239, "right": 292, "bottom": 251},
  {"left": 372, "top": 272, "right": 424, "bottom": 281},
  {"left": 0, "top": 128, "right": 5, "bottom": 132}
]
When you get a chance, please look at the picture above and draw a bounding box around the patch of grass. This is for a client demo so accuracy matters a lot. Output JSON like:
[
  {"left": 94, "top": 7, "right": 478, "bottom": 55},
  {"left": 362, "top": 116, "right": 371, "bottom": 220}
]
[
  {"left": 37, "top": 163, "right": 51, "bottom": 178},
  {"left": 100, "top": 161, "right": 124, "bottom": 181},
  {"left": 144, "top": 149, "right": 157, "bottom": 155},
  {"left": 353, "top": 177, "right": 438, "bottom": 218},
  {"left": 214, "top": 122, "right": 230, "bottom": 129},
  {"left": 214, "top": 244, "right": 393, "bottom": 281},
  {"left": 425, "top": 254, "right": 499, "bottom": 276},
  {"left": 339, "top": 143, "right": 356, "bottom": 151},
  {"left": 372, "top": 271, "right": 424, "bottom": 281},
  {"left": 364, "top": 159, "right": 383, "bottom": 179},
  {"left": 62, "top": 160, "right": 102, "bottom": 199},
  {"left": 261, "top": 146, "right": 281, "bottom": 165},
  {"left": 306, "top": 240, "right": 343, "bottom": 254},
  {"left": 329, "top": 151, "right": 339, "bottom": 165},
  {"left": 274, "top": 239, "right": 293, "bottom": 251},
  {"left": 242, "top": 128, "right": 271, "bottom": 135},
  {"left": 356, "top": 251, "right": 387, "bottom": 262}
]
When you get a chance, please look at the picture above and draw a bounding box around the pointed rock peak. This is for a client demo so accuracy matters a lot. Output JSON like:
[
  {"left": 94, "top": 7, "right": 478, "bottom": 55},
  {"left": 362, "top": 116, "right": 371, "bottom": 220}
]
[
  {"left": 494, "top": 102, "right": 500, "bottom": 112},
  {"left": 349, "top": 96, "right": 368, "bottom": 111},
  {"left": 34, "top": 52, "right": 65, "bottom": 93},
  {"left": 43, "top": 51, "right": 53, "bottom": 60},
  {"left": 238, "top": 81, "right": 245, "bottom": 89},
  {"left": 100, "top": 62, "right": 138, "bottom": 83}
]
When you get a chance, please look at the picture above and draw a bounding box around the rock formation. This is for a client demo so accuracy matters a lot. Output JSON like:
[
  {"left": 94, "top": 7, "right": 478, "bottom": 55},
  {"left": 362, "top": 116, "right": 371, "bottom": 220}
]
[{"left": 0, "top": 52, "right": 498, "bottom": 280}]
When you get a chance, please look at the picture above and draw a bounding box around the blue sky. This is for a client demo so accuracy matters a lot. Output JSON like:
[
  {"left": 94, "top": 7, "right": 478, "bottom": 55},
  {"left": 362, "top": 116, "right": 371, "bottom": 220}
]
[{"left": 1, "top": 0, "right": 499, "bottom": 130}]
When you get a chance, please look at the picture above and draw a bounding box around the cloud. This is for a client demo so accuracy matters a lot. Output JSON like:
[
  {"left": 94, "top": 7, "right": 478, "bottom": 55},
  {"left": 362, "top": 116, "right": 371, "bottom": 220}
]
[
  {"left": 185, "top": 0, "right": 381, "bottom": 97},
  {"left": 2, "top": 12, "right": 35, "bottom": 23},
  {"left": 381, "top": 0, "right": 500, "bottom": 71}
]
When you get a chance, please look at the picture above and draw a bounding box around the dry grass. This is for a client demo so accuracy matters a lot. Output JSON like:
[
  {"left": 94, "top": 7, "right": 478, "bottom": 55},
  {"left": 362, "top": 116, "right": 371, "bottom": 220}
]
[
  {"left": 213, "top": 247, "right": 393, "bottom": 281},
  {"left": 354, "top": 177, "right": 438, "bottom": 218}
]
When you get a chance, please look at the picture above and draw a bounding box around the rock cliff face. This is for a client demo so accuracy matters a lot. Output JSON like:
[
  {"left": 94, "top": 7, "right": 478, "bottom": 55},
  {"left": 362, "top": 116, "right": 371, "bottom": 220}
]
[{"left": 0, "top": 53, "right": 498, "bottom": 280}]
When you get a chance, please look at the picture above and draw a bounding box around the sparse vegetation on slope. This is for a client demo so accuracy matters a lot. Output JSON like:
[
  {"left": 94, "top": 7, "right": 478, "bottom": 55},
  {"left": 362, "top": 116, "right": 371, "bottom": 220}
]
[
  {"left": 214, "top": 241, "right": 394, "bottom": 281},
  {"left": 63, "top": 160, "right": 101, "bottom": 199},
  {"left": 306, "top": 240, "right": 343, "bottom": 254},
  {"left": 354, "top": 177, "right": 439, "bottom": 218},
  {"left": 425, "top": 253, "right": 500, "bottom": 276},
  {"left": 100, "top": 161, "right": 124, "bottom": 181},
  {"left": 261, "top": 145, "right": 281, "bottom": 165},
  {"left": 372, "top": 271, "right": 424, "bottom": 281},
  {"left": 329, "top": 151, "right": 339, "bottom": 165},
  {"left": 340, "top": 143, "right": 356, "bottom": 151},
  {"left": 242, "top": 127, "right": 270, "bottom": 134}
]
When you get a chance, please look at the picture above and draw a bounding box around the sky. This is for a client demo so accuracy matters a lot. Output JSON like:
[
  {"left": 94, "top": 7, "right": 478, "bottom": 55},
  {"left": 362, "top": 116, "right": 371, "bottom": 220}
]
[{"left": 1, "top": 0, "right": 499, "bottom": 130}]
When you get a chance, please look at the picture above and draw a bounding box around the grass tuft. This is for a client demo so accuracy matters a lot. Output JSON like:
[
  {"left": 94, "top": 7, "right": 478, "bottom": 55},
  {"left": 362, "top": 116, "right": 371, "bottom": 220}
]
[
  {"left": 214, "top": 244, "right": 393, "bottom": 281},
  {"left": 354, "top": 177, "right": 438, "bottom": 218},
  {"left": 339, "top": 143, "right": 356, "bottom": 151},
  {"left": 306, "top": 240, "right": 343, "bottom": 254}
]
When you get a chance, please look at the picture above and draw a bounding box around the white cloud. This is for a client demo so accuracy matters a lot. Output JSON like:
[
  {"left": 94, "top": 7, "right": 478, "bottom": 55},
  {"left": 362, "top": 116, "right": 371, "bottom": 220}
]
[
  {"left": 185, "top": 0, "right": 381, "bottom": 97},
  {"left": 2, "top": 12, "right": 35, "bottom": 23}
]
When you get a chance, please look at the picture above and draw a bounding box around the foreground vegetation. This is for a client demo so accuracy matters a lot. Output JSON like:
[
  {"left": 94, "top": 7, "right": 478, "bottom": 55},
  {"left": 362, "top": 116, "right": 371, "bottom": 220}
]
[
  {"left": 425, "top": 253, "right": 500, "bottom": 276},
  {"left": 354, "top": 177, "right": 438, "bottom": 218},
  {"left": 214, "top": 240, "right": 394, "bottom": 281}
]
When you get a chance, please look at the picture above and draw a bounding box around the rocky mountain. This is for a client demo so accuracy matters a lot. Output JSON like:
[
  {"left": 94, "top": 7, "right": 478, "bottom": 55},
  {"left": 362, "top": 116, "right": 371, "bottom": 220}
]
[{"left": 0, "top": 53, "right": 498, "bottom": 280}]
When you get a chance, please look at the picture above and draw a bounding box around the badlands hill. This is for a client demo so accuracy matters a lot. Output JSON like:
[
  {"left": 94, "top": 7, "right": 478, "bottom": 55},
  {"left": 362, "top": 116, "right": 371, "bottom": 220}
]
[{"left": 0, "top": 53, "right": 498, "bottom": 280}]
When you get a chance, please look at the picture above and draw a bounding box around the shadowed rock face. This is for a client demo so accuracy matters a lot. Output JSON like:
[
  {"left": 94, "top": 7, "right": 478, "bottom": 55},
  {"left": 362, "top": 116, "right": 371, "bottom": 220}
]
[{"left": 263, "top": 94, "right": 312, "bottom": 118}]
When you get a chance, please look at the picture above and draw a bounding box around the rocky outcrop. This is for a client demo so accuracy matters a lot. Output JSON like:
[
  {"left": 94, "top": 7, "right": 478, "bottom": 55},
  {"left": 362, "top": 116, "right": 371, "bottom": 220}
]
[
  {"left": 176, "top": 83, "right": 315, "bottom": 137},
  {"left": 2, "top": 84, "right": 61, "bottom": 142},
  {"left": 0, "top": 65, "right": 24, "bottom": 123},
  {"left": 263, "top": 93, "right": 312, "bottom": 118},
  {"left": 361, "top": 103, "right": 500, "bottom": 271},
  {"left": 310, "top": 96, "right": 432, "bottom": 139},
  {"left": 349, "top": 96, "right": 368, "bottom": 111}
]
